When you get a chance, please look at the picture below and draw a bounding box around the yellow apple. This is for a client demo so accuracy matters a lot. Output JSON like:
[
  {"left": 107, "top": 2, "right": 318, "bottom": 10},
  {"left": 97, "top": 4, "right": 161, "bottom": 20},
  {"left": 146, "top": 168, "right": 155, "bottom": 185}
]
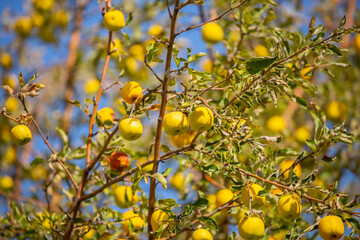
[
  {"left": 53, "top": 10, "right": 68, "bottom": 28},
  {"left": 123, "top": 57, "right": 140, "bottom": 75},
  {"left": 163, "top": 111, "right": 189, "bottom": 136},
  {"left": 33, "top": 0, "right": 54, "bottom": 11},
  {"left": 295, "top": 126, "right": 311, "bottom": 143},
  {"left": 5, "top": 97, "right": 18, "bottom": 113},
  {"left": 279, "top": 160, "right": 302, "bottom": 178},
  {"left": 354, "top": 34, "right": 360, "bottom": 55},
  {"left": 202, "top": 22, "right": 224, "bottom": 44},
  {"left": 254, "top": 44, "right": 270, "bottom": 57},
  {"left": 103, "top": 10, "right": 125, "bottom": 31},
  {"left": 137, "top": 157, "right": 154, "bottom": 172},
  {"left": 232, "top": 207, "right": 247, "bottom": 223},
  {"left": 121, "top": 210, "right": 145, "bottom": 232},
  {"left": 15, "top": 17, "right": 32, "bottom": 36},
  {"left": 216, "top": 188, "right": 234, "bottom": 208},
  {"left": 318, "top": 215, "right": 344, "bottom": 240},
  {"left": 5, "top": 146, "right": 17, "bottom": 164},
  {"left": 148, "top": 24, "right": 163, "bottom": 37},
  {"left": 189, "top": 106, "right": 214, "bottom": 132},
  {"left": 192, "top": 229, "right": 213, "bottom": 240},
  {"left": 121, "top": 81, "right": 143, "bottom": 104},
  {"left": 118, "top": 117, "right": 143, "bottom": 141},
  {"left": 32, "top": 12, "right": 45, "bottom": 27},
  {"left": 84, "top": 79, "right": 100, "bottom": 95},
  {"left": 151, "top": 209, "right": 169, "bottom": 231},
  {"left": 278, "top": 195, "right": 302, "bottom": 220},
  {"left": 170, "top": 172, "right": 185, "bottom": 191},
  {"left": 326, "top": 101, "right": 346, "bottom": 121},
  {"left": 129, "top": 44, "right": 145, "bottom": 61},
  {"left": 1, "top": 53, "right": 12, "bottom": 69},
  {"left": 113, "top": 185, "right": 136, "bottom": 208},
  {"left": 11, "top": 125, "right": 32, "bottom": 145},
  {"left": 30, "top": 164, "right": 48, "bottom": 180},
  {"left": 240, "top": 183, "right": 265, "bottom": 208},
  {"left": 201, "top": 58, "right": 213, "bottom": 73},
  {"left": 238, "top": 216, "right": 265, "bottom": 239},
  {"left": 0, "top": 176, "right": 14, "bottom": 191},
  {"left": 265, "top": 115, "right": 286, "bottom": 132},
  {"left": 171, "top": 131, "right": 195, "bottom": 148},
  {"left": 96, "top": 107, "right": 116, "bottom": 129},
  {"left": 110, "top": 39, "right": 123, "bottom": 58}
]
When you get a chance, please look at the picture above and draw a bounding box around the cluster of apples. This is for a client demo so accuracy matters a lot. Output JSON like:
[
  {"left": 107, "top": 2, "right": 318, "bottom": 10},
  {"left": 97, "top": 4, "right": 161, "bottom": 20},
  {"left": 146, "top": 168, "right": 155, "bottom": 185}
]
[{"left": 210, "top": 183, "right": 344, "bottom": 240}]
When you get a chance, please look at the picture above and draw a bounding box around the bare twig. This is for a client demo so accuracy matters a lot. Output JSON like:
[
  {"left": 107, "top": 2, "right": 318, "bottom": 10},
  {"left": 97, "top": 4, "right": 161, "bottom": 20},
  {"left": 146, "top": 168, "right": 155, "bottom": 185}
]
[{"left": 175, "top": 0, "right": 249, "bottom": 37}]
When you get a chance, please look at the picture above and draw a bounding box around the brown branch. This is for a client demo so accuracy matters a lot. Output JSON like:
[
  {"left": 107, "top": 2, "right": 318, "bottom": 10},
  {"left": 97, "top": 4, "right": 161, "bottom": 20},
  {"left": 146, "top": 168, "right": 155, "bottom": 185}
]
[
  {"left": 63, "top": 1, "right": 113, "bottom": 239},
  {"left": 147, "top": 1, "right": 181, "bottom": 239},
  {"left": 341, "top": 0, "right": 356, "bottom": 48},
  {"left": 62, "top": 0, "right": 89, "bottom": 132},
  {"left": 144, "top": 56, "right": 163, "bottom": 83},
  {"left": 175, "top": 0, "right": 249, "bottom": 37}
]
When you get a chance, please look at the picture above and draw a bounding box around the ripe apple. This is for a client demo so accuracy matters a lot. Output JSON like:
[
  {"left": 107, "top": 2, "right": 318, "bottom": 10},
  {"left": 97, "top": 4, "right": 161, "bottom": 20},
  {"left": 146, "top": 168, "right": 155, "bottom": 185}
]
[
  {"left": 266, "top": 115, "right": 286, "bottom": 132},
  {"left": 108, "top": 151, "right": 129, "bottom": 172},
  {"left": 33, "top": 0, "right": 54, "bottom": 11},
  {"left": 192, "top": 229, "right": 213, "bottom": 240},
  {"left": 118, "top": 117, "right": 143, "bottom": 141},
  {"left": 169, "top": 172, "right": 185, "bottom": 191},
  {"left": 113, "top": 185, "right": 136, "bottom": 208},
  {"left": 121, "top": 210, "right": 145, "bottom": 233},
  {"left": 148, "top": 24, "right": 163, "bottom": 37},
  {"left": 253, "top": 44, "right": 270, "bottom": 57},
  {"left": 15, "top": 17, "right": 32, "bottom": 37},
  {"left": 354, "top": 34, "right": 360, "bottom": 54},
  {"left": 163, "top": 111, "right": 189, "bottom": 136},
  {"left": 277, "top": 195, "right": 302, "bottom": 220},
  {"left": 0, "top": 176, "right": 14, "bottom": 191},
  {"left": 202, "top": 22, "right": 224, "bottom": 44},
  {"left": 189, "top": 106, "right": 214, "bottom": 132},
  {"left": 1, "top": 53, "right": 12, "bottom": 69},
  {"left": 103, "top": 10, "right": 125, "bottom": 32},
  {"left": 110, "top": 39, "right": 123, "bottom": 58},
  {"left": 240, "top": 183, "right": 265, "bottom": 208},
  {"left": 216, "top": 188, "right": 234, "bottom": 209},
  {"left": 151, "top": 209, "right": 169, "bottom": 231},
  {"left": 137, "top": 157, "right": 153, "bottom": 172},
  {"left": 121, "top": 81, "right": 143, "bottom": 104},
  {"left": 5, "top": 97, "right": 18, "bottom": 113},
  {"left": 171, "top": 131, "right": 195, "bottom": 148},
  {"left": 318, "top": 215, "right": 344, "bottom": 240},
  {"left": 294, "top": 125, "right": 311, "bottom": 143},
  {"left": 129, "top": 44, "right": 145, "bottom": 60},
  {"left": 96, "top": 107, "right": 116, "bottom": 129},
  {"left": 326, "top": 101, "right": 346, "bottom": 121},
  {"left": 53, "top": 10, "right": 68, "bottom": 28},
  {"left": 238, "top": 216, "right": 265, "bottom": 239},
  {"left": 279, "top": 160, "right": 302, "bottom": 178},
  {"left": 84, "top": 79, "right": 100, "bottom": 95},
  {"left": 11, "top": 125, "right": 32, "bottom": 145}
]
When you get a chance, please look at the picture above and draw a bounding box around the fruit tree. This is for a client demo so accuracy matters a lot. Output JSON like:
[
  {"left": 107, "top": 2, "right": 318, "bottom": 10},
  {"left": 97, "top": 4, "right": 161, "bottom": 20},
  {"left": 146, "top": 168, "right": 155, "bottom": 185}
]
[{"left": 0, "top": 0, "right": 360, "bottom": 239}]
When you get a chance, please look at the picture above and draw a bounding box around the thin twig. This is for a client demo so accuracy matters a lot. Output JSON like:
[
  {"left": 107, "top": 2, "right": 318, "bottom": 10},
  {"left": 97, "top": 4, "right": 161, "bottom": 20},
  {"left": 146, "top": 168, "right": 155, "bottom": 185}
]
[{"left": 175, "top": 0, "right": 249, "bottom": 37}]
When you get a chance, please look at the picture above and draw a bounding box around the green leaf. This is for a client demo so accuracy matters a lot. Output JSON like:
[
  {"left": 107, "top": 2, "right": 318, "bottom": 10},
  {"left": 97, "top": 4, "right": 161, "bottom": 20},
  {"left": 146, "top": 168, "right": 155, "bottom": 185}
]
[
  {"left": 245, "top": 57, "right": 277, "bottom": 74},
  {"left": 18, "top": 72, "right": 24, "bottom": 87},
  {"left": 31, "top": 157, "right": 45, "bottom": 166},
  {"left": 56, "top": 127, "right": 68, "bottom": 147},
  {"left": 150, "top": 173, "right": 167, "bottom": 189},
  {"left": 198, "top": 216, "right": 217, "bottom": 230},
  {"left": 161, "top": 168, "right": 172, "bottom": 177},
  {"left": 327, "top": 44, "right": 342, "bottom": 56},
  {"left": 188, "top": 52, "right": 207, "bottom": 63},
  {"left": 296, "top": 96, "right": 308, "bottom": 109}
]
